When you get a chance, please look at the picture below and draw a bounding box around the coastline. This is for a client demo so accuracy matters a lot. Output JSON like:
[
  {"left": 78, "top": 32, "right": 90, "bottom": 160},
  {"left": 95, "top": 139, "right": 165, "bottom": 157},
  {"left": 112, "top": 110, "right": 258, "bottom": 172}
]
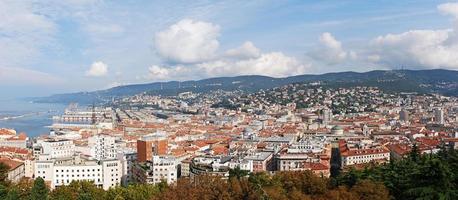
[{"left": 0, "top": 99, "right": 66, "bottom": 138}]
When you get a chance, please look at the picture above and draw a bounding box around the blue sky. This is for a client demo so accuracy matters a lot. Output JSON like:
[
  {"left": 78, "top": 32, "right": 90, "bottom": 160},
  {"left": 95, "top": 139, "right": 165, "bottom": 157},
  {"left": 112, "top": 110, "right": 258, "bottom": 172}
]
[{"left": 0, "top": 0, "right": 457, "bottom": 98}]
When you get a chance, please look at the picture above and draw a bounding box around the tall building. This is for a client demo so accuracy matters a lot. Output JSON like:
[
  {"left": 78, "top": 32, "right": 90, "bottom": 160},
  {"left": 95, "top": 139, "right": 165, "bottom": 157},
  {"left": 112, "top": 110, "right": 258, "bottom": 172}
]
[
  {"left": 88, "top": 134, "right": 118, "bottom": 160},
  {"left": 322, "top": 108, "right": 332, "bottom": 124},
  {"left": 434, "top": 108, "right": 445, "bottom": 124},
  {"left": 117, "top": 151, "right": 137, "bottom": 186},
  {"left": 137, "top": 133, "right": 168, "bottom": 162},
  {"left": 399, "top": 108, "right": 409, "bottom": 122}
]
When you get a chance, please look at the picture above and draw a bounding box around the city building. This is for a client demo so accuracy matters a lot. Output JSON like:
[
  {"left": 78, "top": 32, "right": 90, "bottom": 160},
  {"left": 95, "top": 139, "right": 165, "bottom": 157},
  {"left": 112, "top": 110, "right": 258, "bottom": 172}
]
[
  {"left": 434, "top": 108, "right": 445, "bottom": 124},
  {"left": 132, "top": 156, "right": 177, "bottom": 185},
  {"left": 33, "top": 139, "right": 75, "bottom": 159},
  {"left": 399, "top": 108, "right": 409, "bottom": 122},
  {"left": 88, "top": 134, "right": 118, "bottom": 160},
  {"left": 137, "top": 133, "right": 168, "bottom": 162},
  {"left": 322, "top": 108, "right": 333, "bottom": 124},
  {"left": 0, "top": 157, "right": 25, "bottom": 183},
  {"left": 34, "top": 154, "right": 122, "bottom": 190},
  {"left": 339, "top": 140, "right": 390, "bottom": 168}
]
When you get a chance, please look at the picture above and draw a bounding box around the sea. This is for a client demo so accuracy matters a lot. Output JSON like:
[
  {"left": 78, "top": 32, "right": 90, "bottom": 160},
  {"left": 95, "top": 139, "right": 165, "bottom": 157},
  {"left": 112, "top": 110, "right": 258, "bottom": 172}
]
[{"left": 0, "top": 99, "right": 67, "bottom": 138}]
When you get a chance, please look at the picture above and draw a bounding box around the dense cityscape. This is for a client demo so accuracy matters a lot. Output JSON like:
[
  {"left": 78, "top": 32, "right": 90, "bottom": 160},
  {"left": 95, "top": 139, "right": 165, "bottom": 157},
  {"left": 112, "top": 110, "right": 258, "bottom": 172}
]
[
  {"left": 1, "top": 0, "right": 458, "bottom": 199},
  {"left": 1, "top": 82, "right": 457, "bottom": 199}
]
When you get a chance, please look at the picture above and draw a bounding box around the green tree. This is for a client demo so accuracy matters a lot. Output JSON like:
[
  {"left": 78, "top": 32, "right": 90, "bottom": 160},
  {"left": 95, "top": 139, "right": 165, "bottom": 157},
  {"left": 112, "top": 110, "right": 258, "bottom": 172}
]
[
  {"left": 31, "top": 177, "right": 49, "bottom": 200},
  {"left": 409, "top": 143, "right": 420, "bottom": 163},
  {"left": 229, "top": 167, "right": 249, "bottom": 180},
  {"left": 0, "top": 184, "right": 8, "bottom": 199},
  {"left": 5, "top": 187, "right": 19, "bottom": 200},
  {"left": 0, "top": 162, "right": 10, "bottom": 186}
]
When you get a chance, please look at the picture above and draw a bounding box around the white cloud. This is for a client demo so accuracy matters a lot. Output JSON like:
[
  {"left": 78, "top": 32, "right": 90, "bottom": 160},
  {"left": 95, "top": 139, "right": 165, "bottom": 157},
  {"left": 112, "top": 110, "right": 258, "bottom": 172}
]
[
  {"left": 225, "top": 41, "right": 261, "bottom": 59},
  {"left": 86, "top": 61, "right": 108, "bottom": 77},
  {"left": 147, "top": 19, "right": 310, "bottom": 80},
  {"left": 147, "top": 65, "right": 171, "bottom": 80},
  {"left": 0, "top": 1, "right": 55, "bottom": 35},
  {"left": 148, "top": 19, "right": 311, "bottom": 80},
  {"left": 0, "top": 0, "right": 56, "bottom": 66},
  {"left": 309, "top": 32, "right": 354, "bottom": 64},
  {"left": 366, "top": 3, "right": 458, "bottom": 69},
  {"left": 155, "top": 19, "right": 220, "bottom": 63},
  {"left": 198, "top": 52, "right": 309, "bottom": 77},
  {"left": 438, "top": 2, "right": 458, "bottom": 18},
  {"left": 145, "top": 51, "right": 309, "bottom": 80},
  {"left": 370, "top": 30, "right": 458, "bottom": 68}
]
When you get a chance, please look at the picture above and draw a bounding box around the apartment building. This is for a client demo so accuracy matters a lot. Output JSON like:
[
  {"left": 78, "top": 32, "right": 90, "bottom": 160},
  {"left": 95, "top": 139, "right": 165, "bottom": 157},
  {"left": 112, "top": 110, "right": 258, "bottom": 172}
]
[{"left": 34, "top": 154, "right": 122, "bottom": 190}]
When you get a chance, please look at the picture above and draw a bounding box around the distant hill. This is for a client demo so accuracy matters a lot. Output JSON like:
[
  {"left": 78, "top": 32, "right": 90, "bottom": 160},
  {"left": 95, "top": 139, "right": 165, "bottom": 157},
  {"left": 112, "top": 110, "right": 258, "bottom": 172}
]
[{"left": 33, "top": 69, "right": 458, "bottom": 104}]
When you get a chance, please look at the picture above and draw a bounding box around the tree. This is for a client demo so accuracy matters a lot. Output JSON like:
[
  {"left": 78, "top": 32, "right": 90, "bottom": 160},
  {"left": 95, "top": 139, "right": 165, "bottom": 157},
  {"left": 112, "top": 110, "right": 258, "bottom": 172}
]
[
  {"left": 5, "top": 188, "right": 19, "bottom": 200},
  {"left": 229, "top": 167, "right": 249, "bottom": 180},
  {"left": 50, "top": 184, "right": 77, "bottom": 200},
  {"left": 31, "top": 177, "right": 48, "bottom": 200},
  {"left": 350, "top": 180, "right": 390, "bottom": 200},
  {"left": 0, "top": 184, "right": 7, "bottom": 199},
  {"left": 0, "top": 162, "right": 10, "bottom": 186},
  {"left": 16, "top": 178, "right": 33, "bottom": 200},
  {"left": 409, "top": 143, "right": 420, "bottom": 163}
]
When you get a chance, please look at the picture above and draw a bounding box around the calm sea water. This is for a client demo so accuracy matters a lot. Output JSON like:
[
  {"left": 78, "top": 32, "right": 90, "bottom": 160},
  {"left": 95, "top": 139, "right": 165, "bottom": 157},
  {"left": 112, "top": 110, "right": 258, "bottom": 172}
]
[{"left": 0, "top": 99, "right": 67, "bottom": 137}]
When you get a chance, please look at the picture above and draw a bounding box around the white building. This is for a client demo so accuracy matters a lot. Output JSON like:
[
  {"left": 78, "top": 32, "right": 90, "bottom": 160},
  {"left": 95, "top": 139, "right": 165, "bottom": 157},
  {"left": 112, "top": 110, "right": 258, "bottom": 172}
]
[
  {"left": 0, "top": 157, "right": 25, "bottom": 183},
  {"left": 88, "top": 134, "right": 118, "bottom": 160},
  {"left": 117, "top": 151, "right": 137, "bottom": 186},
  {"left": 34, "top": 139, "right": 75, "bottom": 159},
  {"left": 434, "top": 108, "right": 445, "bottom": 124},
  {"left": 35, "top": 154, "right": 122, "bottom": 190},
  {"left": 24, "top": 159, "right": 35, "bottom": 178},
  {"left": 229, "top": 159, "right": 253, "bottom": 172},
  {"left": 132, "top": 156, "right": 177, "bottom": 185},
  {"left": 151, "top": 156, "right": 177, "bottom": 184},
  {"left": 339, "top": 140, "right": 390, "bottom": 167},
  {"left": 0, "top": 138, "right": 27, "bottom": 149},
  {"left": 322, "top": 108, "right": 333, "bottom": 124}
]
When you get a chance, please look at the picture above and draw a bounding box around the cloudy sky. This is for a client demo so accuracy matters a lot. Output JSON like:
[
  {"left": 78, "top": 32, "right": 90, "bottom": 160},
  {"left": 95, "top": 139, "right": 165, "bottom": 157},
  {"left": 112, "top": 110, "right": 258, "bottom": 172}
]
[{"left": 1, "top": 0, "right": 458, "bottom": 98}]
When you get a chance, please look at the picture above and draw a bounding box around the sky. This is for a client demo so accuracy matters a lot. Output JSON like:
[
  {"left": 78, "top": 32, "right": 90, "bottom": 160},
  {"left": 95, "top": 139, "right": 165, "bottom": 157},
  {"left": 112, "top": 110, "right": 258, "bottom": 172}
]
[{"left": 1, "top": 0, "right": 458, "bottom": 99}]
